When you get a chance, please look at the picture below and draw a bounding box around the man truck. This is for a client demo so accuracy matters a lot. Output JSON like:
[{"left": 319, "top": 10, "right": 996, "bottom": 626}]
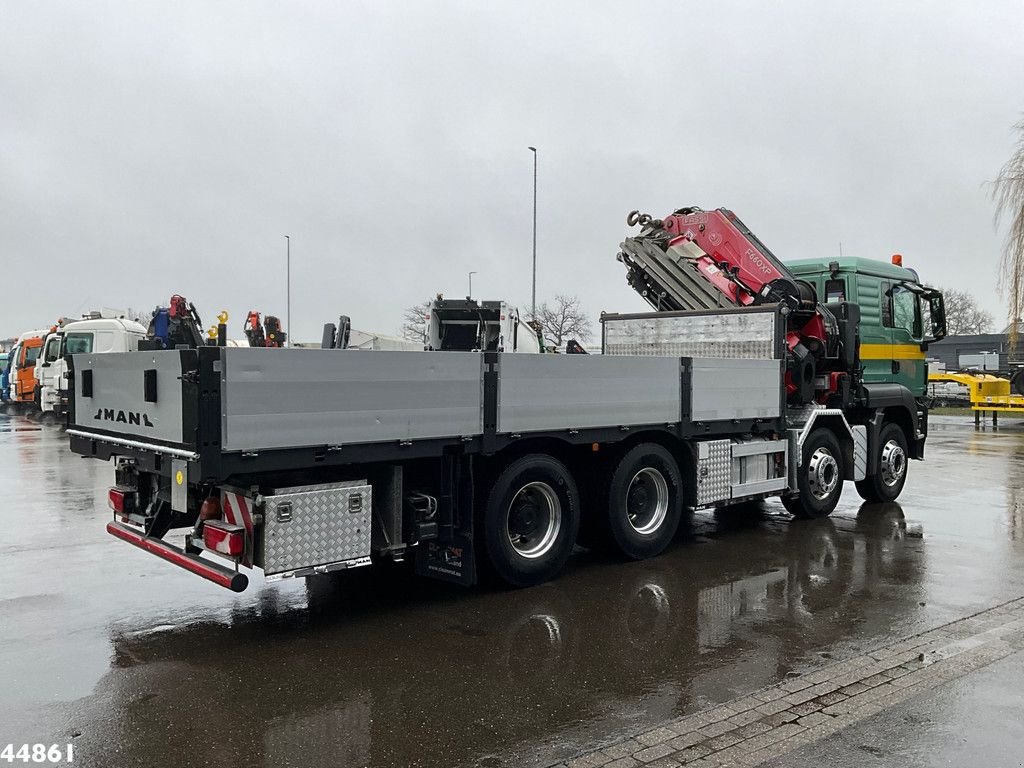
[
  {"left": 67, "top": 206, "right": 945, "bottom": 592},
  {"left": 35, "top": 314, "right": 148, "bottom": 417}
]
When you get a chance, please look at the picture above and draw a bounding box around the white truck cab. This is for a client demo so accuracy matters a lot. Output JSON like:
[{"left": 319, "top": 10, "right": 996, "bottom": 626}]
[
  {"left": 36, "top": 328, "right": 66, "bottom": 409},
  {"left": 36, "top": 315, "right": 147, "bottom": 415}
]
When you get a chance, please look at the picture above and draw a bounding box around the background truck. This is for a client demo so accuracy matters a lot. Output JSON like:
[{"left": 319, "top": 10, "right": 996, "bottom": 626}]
[
  {"left": 9, "top": 330, "right": 47, "bottom": 412},
  {"left": 35, "top": 315, "right": 148, "bottom": 417},
  {"left": 0, "top": 352, "right": 9, "bottom": 404},
  {"left": 426, "top": 298, "right": 543, "bottom": 353},
  {"left": 68, "top": 206, "right": 945, "bottom": 593}
]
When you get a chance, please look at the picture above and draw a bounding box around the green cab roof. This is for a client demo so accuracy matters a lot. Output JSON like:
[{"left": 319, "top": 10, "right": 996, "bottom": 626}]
[{"left": 785, "top": 256, "right": 919, "bottom": 282}]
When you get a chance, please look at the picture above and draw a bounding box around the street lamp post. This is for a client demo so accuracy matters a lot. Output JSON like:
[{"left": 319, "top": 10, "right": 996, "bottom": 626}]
[
  {"left": 528, "top": 146, "right": 537, "bottom": 320},
  {"left": 468, "top": 270, "right": 477, "bottom": 297},
  {"left": 285, "top": 235, "right": 290, "bottom": 347}
]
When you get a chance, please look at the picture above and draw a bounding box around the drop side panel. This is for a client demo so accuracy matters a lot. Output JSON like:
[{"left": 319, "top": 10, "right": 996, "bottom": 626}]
[
  {"left": 497, "top": 354, "right": 681, "bottom": 433},
  {"left": 71, "top": 350, "right": 187, "bottom": 444},
  {"left": 690, "top": 358, "right": 783, "bottom": 421},
  {"left": 221, "top": 349, "right": 484, "bottom": 450},
  {"left": 603, "top": 309, "right": 779, "bottom": 359}
]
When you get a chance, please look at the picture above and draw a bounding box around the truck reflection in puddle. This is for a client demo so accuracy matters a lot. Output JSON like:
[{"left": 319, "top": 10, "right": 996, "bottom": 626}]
[{"left": 89, "top": 503, "right": 923, "bottom": 768}]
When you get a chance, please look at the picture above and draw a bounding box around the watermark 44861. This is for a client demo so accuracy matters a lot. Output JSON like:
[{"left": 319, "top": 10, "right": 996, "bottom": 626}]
[{"left": 1, "top": 745, "right": 73, "bottom": 764}]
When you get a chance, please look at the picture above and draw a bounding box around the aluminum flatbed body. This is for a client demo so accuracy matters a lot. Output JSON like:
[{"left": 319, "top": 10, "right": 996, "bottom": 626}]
[{"left": 68, "top": 345, "right": 785, "bottom": 482}]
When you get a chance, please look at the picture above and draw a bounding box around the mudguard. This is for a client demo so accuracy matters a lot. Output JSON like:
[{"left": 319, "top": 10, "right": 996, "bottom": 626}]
[{"left": 862, "top": 383, "right": 924, "bottom": 462}]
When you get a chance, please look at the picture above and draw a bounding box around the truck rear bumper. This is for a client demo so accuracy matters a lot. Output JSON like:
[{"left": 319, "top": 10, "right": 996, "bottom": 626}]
[{"left": 106, "top": 521, "right": 248, "bottom": 592}]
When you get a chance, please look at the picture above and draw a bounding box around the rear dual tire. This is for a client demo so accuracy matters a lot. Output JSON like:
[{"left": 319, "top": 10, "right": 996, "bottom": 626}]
[
  {"left": 481, "top": 444, "right": 684, "bottom": 587},
  {"left": 482, "top": 454, "right": 580, "bottom": 588},
  {"left": 604, "top": 443, "right": 683, "bottom": 560}
]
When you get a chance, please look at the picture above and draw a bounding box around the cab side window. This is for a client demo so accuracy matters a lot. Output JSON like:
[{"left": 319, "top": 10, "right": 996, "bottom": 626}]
[
  {"left": 825, "top": 278, "right": 846, "bottom": 303},
  {"left": 885, "top": 284, "right": 922, "bottom": 339},
  {"left": 44, "top": 338, "right": 61, "bottom": 363}
]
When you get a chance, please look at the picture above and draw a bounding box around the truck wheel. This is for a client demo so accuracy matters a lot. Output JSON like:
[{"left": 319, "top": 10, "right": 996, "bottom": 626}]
[
  {"left": 606, "top": 443, "right": 682, "bottom": 559},
  {"left": 855, "top": 423, "right": 909, "bottom": 503},
  {"left": 1011, "top": 368, "right": 1024, "bottom": 397},
  {"left": 782, "top": 428, "right": 843, "bottom": 519},
  {"left": 482, "top": 454, "right": 580, "bottom": 588}
]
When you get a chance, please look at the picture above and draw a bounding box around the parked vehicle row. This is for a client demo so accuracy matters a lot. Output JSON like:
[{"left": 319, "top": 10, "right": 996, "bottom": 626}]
[
  {"left": 2, "top": 298, "right": 291, "bottom": 417},
  {"left": 1, "top": 315, "right": 148, "bottom": 417}
]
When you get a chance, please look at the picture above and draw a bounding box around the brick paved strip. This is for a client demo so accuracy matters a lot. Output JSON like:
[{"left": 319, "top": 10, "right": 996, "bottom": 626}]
[{"left": 550, "top": 596, "right": 1024, "bottom": 768}]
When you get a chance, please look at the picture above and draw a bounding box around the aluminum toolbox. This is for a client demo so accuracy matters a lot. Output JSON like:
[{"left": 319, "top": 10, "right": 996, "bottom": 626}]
[{"left": 260, "top": 481, "right": 372, "bottom": 577}]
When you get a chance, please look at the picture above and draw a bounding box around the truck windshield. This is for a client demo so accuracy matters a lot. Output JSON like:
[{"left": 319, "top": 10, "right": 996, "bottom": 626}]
[
  {"left": 64, "top": 333, "right": 94, "bottom": 355},
  {"left": 23, "top": 345, "right": 41, "bottom": 366}
]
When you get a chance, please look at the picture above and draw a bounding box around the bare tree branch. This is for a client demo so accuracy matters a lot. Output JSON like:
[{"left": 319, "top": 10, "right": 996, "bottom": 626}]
[
  {"left": 400, "top": 300, "right": 431, "bottom": 342},
  {"left": 939, "top": 288, "right": 994, "bottom": 335},
  {"left": 993, "top": 117, "right": 1024, "bottom": 343},
  {"left": 533, "top": 295, "right": 593, "bottom": 348}
]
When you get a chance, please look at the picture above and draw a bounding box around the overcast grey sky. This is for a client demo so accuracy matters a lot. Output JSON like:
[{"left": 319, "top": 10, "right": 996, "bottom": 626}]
[{"left": 2, "top": 1, "right": 1022, "bottom": 340}]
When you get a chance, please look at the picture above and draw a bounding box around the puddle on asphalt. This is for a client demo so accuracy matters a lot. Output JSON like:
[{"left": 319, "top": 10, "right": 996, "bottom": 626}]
[{"left": 3, "top": 412, "right": 1024, "bottom": 768}]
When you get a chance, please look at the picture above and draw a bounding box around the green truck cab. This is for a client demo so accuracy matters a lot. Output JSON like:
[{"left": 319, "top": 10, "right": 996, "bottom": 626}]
[{"left": 787, "top": 256, "right": 946, "bottom": 397}]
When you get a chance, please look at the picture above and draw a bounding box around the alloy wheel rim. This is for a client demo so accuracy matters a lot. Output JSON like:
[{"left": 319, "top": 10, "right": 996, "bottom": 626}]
[
  {"left": 880, "top": 439, "right": 906, "bottom": 487},
  {"left": 626, "top": 467, "right": 670, "bottom": 534},
  {"left": 507, "top": 481, "right": 562, "bottom": 559},
  {"left": 807, "top": 447, "right": 840, "bottom": 500}
]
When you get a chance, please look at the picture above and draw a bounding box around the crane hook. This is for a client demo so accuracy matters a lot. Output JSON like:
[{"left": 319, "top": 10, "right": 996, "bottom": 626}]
[{"left": 627, "top": 210, "right": 655, "bottom": 227}]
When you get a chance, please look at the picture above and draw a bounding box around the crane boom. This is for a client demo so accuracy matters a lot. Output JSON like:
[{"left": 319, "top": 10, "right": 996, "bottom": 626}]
[
  {"left": 620, "top": 207, "right": 816, "bottom": 313},
  {"left": 619, "top": 206, "right": 841, "bottom": 406}
]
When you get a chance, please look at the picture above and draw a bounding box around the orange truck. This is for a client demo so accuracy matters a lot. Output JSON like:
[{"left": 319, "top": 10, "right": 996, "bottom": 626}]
[{"left": 9, "top": 329, "right": 47, "bottom": 410}]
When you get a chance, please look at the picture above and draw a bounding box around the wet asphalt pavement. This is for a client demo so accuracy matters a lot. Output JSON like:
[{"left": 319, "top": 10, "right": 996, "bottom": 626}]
[
  {"left": 767, "top": 648, "right": 1024, "bottom": 768},
  {"left": 1, "top": 413, "right": 1023, "bottom": 767}
]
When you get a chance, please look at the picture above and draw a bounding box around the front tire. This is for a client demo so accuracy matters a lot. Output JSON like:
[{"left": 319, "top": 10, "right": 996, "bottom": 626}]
[
  {"left": 855, "top": 423, "right": 909, "bottom": 503},
  {"left": 605, "top": 443, "right": 683, "bottom": 559},
  {"left": 482, "top": 454, "right": 580, "bottom": 588},
  {"left": 782, "top": 428, "right": 843, "bottom": 519}
]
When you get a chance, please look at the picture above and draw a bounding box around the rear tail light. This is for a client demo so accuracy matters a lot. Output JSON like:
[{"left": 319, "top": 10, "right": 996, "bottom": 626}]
[
  {"left": 108, "top": 488, "right": 127, "bottom": 514},
  {"left": 199, "top": 496, "right": 222, "bottom": 521},
  {"left": 202, "top": 520, "right": 245, "bottom": 556},
  {"left": 108, "top": 487, "right": 137, "bottom": 519}
]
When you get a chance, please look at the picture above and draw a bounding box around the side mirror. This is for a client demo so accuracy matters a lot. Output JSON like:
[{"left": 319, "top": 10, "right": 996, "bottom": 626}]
[
  {"left": 898, "top": 282, "right": 945, "bottom": 349},
  {"left": 921, "top": 289, "right": 946, "bottom": 348}
]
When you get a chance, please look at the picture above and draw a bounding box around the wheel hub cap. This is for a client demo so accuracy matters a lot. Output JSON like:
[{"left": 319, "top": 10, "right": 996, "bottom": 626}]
[
  {"left": 507, "top": 481, "right": 562, "bottom": 559},
  {"left": 880, "top": 439, "right": 906, "bottom": 487},
  {"left": 807, "top": 447, "right": 839, "bottom": 501},
  {"left": 626, "top": 468, "right": 669, "bottom": 534}
]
